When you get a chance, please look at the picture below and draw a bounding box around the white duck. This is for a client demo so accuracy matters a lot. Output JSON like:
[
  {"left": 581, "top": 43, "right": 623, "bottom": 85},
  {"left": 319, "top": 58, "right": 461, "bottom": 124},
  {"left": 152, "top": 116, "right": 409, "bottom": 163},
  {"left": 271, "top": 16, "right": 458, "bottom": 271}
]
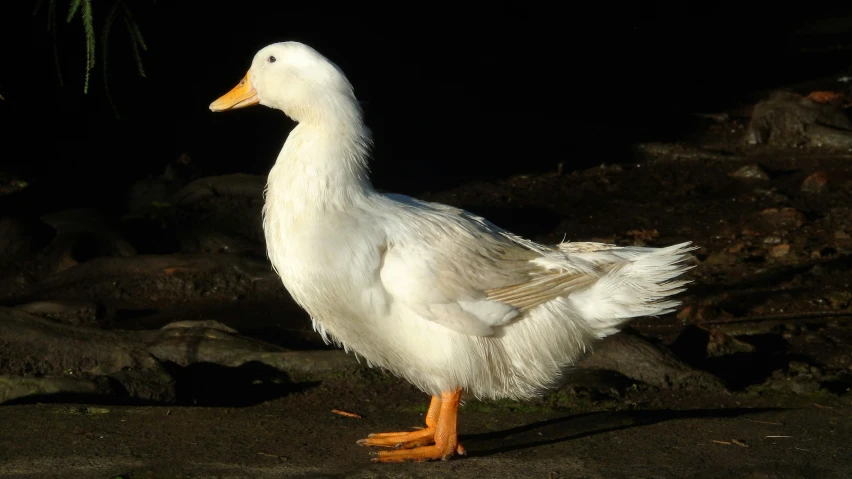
[{"left": 210, "top": 41, "right": 695, "bottom": 463}]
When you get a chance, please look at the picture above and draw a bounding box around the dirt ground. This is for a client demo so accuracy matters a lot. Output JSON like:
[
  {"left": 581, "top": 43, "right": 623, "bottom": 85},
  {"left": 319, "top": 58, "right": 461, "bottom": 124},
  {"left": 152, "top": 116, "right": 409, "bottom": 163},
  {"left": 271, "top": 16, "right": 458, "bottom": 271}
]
[
  {"left": 1, "top": 89, "right": 852, "bottom": 477},
  {"left": 1, "top": 376, "right": 850, "bottom": 479}
]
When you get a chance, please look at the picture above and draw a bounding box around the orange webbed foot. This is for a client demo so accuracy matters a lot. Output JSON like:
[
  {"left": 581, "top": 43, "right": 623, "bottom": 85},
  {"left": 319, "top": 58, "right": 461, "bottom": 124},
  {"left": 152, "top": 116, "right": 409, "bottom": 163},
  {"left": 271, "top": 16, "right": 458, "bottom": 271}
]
[
  {"left": 358, "top": 389, "right": 466, "bottom": 462},
  {"left": 371, "top": 442, "right": 466, "bottom": 462},
  {"left": 357, "top": 427, "right": 435, "bottom": 449}
]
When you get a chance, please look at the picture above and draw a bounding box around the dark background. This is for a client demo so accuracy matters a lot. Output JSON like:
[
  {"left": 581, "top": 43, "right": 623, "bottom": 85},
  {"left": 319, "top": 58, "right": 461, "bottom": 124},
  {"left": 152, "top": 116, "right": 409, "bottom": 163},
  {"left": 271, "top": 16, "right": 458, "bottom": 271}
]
[{"left": 4, "top": 2, "right": 852, "bottom": 216}]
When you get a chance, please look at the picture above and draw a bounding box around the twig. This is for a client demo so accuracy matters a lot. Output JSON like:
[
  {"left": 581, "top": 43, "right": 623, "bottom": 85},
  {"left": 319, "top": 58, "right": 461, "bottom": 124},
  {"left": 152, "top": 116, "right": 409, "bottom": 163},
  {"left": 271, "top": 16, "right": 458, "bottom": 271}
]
[
  {"left": 331, "top": 409, "right": 362, "bottom": 419},
  {"left": 746, "top": 418, "right": 782, "bottom": 425},
  {"left": 712, "top": 440, "right": 731, "bottom": 445}
]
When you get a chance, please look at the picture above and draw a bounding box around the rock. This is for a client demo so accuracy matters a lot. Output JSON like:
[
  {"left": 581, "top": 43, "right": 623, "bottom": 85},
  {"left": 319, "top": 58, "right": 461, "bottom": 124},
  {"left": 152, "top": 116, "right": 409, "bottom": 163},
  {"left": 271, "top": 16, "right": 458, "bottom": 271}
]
[
  {"left": 126, "top": 153, "right": 202, "bottom": 218},
  {"left": 161, "top": 319, "right": 239, "bottom": 334},
  {"left": 757, "top": 207, "right": 806, "bottom": 230},
  {"left": 753, "top": 187, "right": 789, "bottom": 203},
  {"left": 769, "top": 243, "right": 791, "bottom": 257},
  {"left": 0, "top": 374, "right": 115, "bottom": 404},
  {"left": 144, "top": 323, "right": 285, "bottom": 367},
  {"left": 706, "top": 328, "right": 756, "bottom": 358},
  {"left": 172, "top": 174, "right": 266, "bottom": 205},
  {"left": 746, "top": 91, "right": 852, "bottom": 147},
  {"left": 730, "top": 164, "right": 769, "bottom": 180},
  {"left": 675, "top": 304, "right": 728, "bottom": 323},
  {"left": 0, "top": 308, "right": 175, "bottom": 404},
  {"left": 712, "top": 321, "right": 781, "bottom": 336},
  {"left": 824, "top": 290, "right": 851, "bottom": 309},
  {"left": 693, "top": 112, "right": 730, "bottom": 123},
  {"left": 3, "top": 254, "right": 282, "bottom": 312},
  {"left": 805, "top": 90, "right": 850, "bottom": 106},
  {"left": 179, "top": 229, "right": 263, "bottom": 256},
  {"left": 578, "top": 328, "right": 727, "bottom": 391},
  {"left": 39, "top": 208, "right": 137, "bottom": 274},
  {"left": 752, "top": 360, "right": 830, "bottom": 396},
  {"left": 235, "top": 350, "right": 361, "bottom": 375},
  {"left": 170, "top": 174, "right": 268, "bottom": 256},
  {"left": 728, "top": 243, "right": 745, "bottom": 254},
  {"left": 142, "top": 321, "right": 360, "bottom": 375},
  {"left": 806, "top": 123, "right": 852, "bottom": 148},
  {"left": 670, "top": 324, "right": 755, "bottom": 363},
  {"left": 702, "top": 251, "right": 737, "bottom": 267},
  {"left": 40, "top": 208, "right": 136, "bottom": 257},
  {"left": 0, "top": 305, "right": 732, "bottom": 407},
  {"left": 801, "top": 172, "right": 829, "bottom": 193},
  {"left": 0, "top": 307, "right": 354, "bottom": 405},
  {"left": 15, "top": 300, "right": 101, "bottom": 326}
]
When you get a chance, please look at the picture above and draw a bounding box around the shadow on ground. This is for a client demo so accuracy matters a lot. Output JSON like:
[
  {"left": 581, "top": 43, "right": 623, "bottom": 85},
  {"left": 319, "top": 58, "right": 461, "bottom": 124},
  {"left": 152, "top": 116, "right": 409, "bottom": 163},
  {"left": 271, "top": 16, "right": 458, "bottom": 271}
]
[{"left": 464, "top": 407, "right": 781, "bottom": 457}]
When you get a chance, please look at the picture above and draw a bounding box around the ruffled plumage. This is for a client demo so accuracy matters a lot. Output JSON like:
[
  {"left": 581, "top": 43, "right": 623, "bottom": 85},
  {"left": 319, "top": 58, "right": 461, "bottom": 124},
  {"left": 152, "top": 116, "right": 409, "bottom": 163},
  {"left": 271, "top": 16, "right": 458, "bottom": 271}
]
[{"left": 212, "top": 41, "right": 696, "bottom": 402}]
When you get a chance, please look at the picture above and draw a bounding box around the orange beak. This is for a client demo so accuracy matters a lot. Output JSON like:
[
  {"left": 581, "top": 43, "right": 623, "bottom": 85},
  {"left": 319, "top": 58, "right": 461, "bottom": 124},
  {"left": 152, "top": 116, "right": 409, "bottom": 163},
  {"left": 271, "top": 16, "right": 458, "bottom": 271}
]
[{"left": 209, "top": 71, "right": 260, "bottom": 112}]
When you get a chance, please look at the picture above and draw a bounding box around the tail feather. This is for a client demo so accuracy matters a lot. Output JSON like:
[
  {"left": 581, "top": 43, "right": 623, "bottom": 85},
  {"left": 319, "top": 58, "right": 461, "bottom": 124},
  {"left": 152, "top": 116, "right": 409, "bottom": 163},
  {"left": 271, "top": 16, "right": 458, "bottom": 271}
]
[{"left": 557, "top": 241, "right": 696, "bottom": 338}]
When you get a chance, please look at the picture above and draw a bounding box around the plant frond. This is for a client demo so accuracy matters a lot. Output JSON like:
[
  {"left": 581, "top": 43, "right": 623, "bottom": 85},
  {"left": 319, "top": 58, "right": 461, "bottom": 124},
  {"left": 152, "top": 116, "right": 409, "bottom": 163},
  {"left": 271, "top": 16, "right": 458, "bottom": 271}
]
[
  {"left": 124, "top": 18, "right": 147, "bottom": 77},
  {"left": 81, "top": 0, "right": 95, "bottom": 93},
  {"left": 122, "top": 2, "right": 148, "bottom": 51},
  {"left": 121, "top": 2, "right": 147, "bottom": 78},
  {"left": 66, "top": 0, "right": 82, "bottom": 22},
  {"left": 35, "top": 0, "right": 153, "bottom": 108}
]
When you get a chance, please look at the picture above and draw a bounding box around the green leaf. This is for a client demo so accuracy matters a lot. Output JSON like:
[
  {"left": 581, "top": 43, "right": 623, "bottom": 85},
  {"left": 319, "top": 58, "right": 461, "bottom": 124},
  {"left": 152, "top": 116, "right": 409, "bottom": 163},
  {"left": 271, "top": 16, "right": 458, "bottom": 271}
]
[
  {"left": 124, "top": 15, "right": 147, "bottom": 78},
  {"left": 81, "top": 0, "right": 95, "bottom": 93},
  {"left": 122, "top": 2, "right": 148, "bottom": 78},
  {"left": 123, "top": 3, "right": 148, "bottom": 51},
  {"left": 66, "top": 0, "right": 82, "bottom": 23}
]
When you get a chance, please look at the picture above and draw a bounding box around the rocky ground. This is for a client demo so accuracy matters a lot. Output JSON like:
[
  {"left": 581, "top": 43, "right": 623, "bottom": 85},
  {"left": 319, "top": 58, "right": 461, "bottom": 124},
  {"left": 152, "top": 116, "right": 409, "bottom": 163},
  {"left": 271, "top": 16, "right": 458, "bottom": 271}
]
[{"left": 1, "top": 85, "right": 851, "bottom": 477}]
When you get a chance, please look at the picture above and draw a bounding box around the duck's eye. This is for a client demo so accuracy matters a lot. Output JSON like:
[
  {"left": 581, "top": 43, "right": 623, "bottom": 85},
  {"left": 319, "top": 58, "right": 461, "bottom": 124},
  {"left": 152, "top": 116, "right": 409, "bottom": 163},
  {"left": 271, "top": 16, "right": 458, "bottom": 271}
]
[{"left": 267, "top": 55, "right": 276, "bottom": 63}]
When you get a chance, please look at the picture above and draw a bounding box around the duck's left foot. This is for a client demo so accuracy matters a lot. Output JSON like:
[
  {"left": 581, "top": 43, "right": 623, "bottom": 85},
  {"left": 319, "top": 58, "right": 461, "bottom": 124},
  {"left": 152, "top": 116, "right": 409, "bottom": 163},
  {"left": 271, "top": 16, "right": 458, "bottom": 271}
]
[
  {"left": 357, "top": 428, "right": 436, "bottom": 449},
  {"left": 371, "top": 442, "right": 466, "bottom": 463},
  {"left": 358, "top": 389, "right": 465, "bottom": 463},
  {"left": 357, "top": 394, "right": 443, "bottom": 449}
]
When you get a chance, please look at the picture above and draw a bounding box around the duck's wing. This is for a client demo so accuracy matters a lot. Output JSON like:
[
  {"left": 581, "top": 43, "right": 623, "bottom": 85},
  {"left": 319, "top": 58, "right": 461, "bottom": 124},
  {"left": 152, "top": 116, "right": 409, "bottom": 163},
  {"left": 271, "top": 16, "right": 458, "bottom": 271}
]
[{"left": 377, "top": 195, "right": 616, "bottom": 336}]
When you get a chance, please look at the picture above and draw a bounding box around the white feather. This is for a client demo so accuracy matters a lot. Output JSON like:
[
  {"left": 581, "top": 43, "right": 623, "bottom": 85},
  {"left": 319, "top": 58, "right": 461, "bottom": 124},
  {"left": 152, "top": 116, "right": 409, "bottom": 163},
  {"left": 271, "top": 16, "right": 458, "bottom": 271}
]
[{"left": 229, "top": 41, "right": 696, "bottom": 401}]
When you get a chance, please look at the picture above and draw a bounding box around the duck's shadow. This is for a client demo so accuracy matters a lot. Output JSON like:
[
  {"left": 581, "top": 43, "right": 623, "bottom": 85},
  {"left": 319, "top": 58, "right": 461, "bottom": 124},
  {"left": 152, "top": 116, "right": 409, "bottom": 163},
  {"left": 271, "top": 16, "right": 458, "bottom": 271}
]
[{"left": 461, "top": 407, "right": 780, "bottom": 457}]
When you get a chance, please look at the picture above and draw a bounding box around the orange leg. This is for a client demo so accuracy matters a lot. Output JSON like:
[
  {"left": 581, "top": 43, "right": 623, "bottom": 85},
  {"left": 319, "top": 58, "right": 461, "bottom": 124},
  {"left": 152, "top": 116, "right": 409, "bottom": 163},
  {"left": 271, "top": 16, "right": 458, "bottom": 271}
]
[
  {"left": 364, "top": 389, "right": 466, "bottom": 462},
  {"left": 357, "top": 395, "right": 442, "bottom": 448}
]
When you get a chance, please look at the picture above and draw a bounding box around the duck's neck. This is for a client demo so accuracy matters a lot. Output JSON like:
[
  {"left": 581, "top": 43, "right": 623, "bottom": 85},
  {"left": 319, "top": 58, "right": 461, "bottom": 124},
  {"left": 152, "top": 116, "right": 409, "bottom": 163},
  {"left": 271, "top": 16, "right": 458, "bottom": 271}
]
[{"left": 266, "top": 99, "right": 375, "bottom": 216}]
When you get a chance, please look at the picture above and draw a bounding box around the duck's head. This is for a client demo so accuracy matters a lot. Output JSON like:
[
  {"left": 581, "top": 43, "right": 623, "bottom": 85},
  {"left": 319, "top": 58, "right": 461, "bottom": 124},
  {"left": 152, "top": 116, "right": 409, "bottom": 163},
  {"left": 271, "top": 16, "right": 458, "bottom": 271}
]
[{"left": 209, "top": 41, "right": 357, "bottom": 123}]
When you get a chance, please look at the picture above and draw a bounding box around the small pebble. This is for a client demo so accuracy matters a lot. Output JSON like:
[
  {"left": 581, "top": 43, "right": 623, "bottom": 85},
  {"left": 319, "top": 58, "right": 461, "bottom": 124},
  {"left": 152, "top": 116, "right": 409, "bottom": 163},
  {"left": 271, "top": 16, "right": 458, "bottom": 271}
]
[
  {"left": 730, "top": 164, "right": 770, "bottom": 180},
  {"left": 801, "top": 172, "right": 829, "bottom": 193},
  {"left": 770, "top": 244, "right": 790, "bottom": 257}
]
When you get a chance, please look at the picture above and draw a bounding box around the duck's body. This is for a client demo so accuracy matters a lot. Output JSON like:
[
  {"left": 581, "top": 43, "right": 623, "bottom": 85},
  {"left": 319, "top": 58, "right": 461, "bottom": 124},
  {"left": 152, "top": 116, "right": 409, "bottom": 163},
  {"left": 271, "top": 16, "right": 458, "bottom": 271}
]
[{"left": 211, "top": 41, "right": 695, "bottom": 462}]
